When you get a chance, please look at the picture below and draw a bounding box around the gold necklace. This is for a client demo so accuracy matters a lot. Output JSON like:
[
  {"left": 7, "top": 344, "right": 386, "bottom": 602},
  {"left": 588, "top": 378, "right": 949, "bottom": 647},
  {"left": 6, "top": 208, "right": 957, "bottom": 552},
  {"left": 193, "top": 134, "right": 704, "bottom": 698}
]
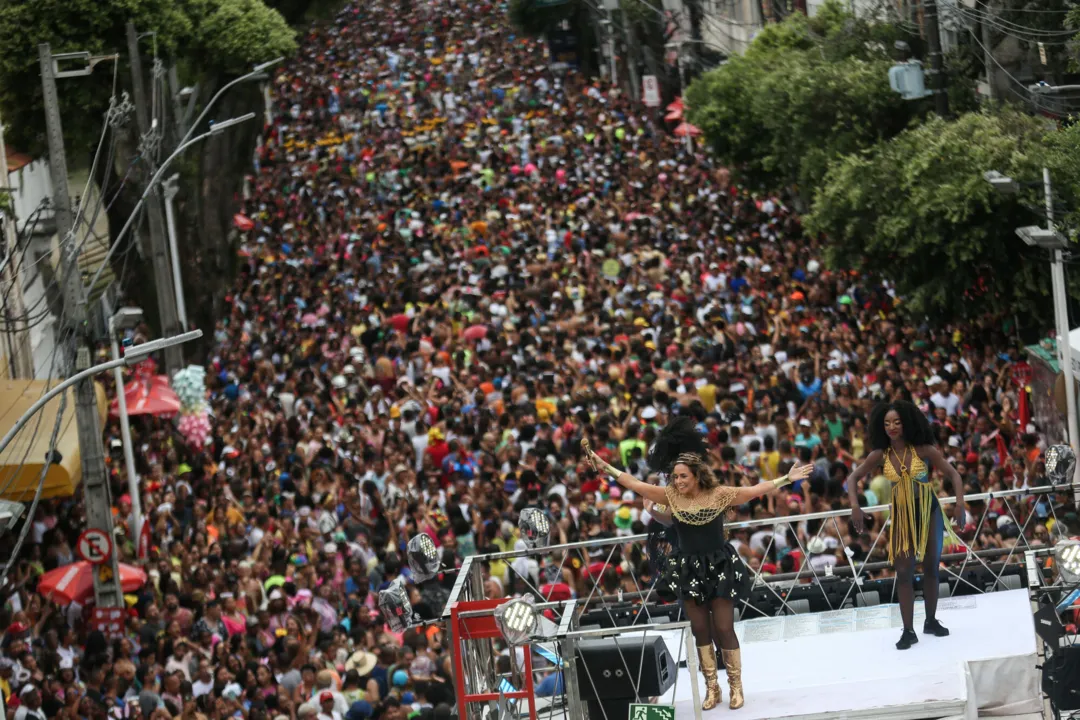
[{"left": 889, "top": 446, "right": 909, "bottom": 479}]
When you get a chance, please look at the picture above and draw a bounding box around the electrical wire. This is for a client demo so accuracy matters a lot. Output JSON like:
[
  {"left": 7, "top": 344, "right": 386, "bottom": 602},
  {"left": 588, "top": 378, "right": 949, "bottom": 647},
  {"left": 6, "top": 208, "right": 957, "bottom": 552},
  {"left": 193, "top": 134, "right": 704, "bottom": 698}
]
[{"left": 0, "top": 339, "right": 70, "bottom": 583}]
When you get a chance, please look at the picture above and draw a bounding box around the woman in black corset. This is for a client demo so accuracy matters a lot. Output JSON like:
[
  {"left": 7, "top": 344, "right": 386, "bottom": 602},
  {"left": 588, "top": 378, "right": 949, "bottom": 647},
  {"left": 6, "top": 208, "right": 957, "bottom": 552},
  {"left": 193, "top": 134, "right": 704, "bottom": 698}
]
[{"left": 583, "top": 418, "right": 810, "bottom": 711}]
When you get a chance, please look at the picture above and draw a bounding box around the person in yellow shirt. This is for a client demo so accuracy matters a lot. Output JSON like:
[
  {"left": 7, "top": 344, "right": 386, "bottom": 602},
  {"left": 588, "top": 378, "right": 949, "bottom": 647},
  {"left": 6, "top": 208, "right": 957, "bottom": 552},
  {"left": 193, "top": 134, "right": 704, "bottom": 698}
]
[
  {"left": 697, "top": 377, "right": 718, "bottom": 413},
  {"left": 0, "top": 658, "right": 12, "bottom": 704},
  {"left": 758, "top": 435, "right": 781, "bottom": 480}
]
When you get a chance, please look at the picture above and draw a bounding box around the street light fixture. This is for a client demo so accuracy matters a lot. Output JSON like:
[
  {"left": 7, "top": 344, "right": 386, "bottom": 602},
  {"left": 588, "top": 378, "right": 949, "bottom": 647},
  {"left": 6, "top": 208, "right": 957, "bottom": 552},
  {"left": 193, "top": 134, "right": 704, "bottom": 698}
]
[
  {"left": 987, "top": 168, "right": 1080, "bottom": 496},
  {"left": 0, "top": 499, "right": 24, "bottom": 535},
  {"left": 109, "top": 307, "right": 144, "bottom": 545},
  {"left": 983, "top": 170, "right": 1018, "bottom": 194},
  {"left": 86, "top": 113, "right": 256, "bottom": 293},
  {"left": 0, "top": 330, "right": 202, "bottom": 459},
  {"left": 178, "top": 58, "right": 283, "bottom": 147}
]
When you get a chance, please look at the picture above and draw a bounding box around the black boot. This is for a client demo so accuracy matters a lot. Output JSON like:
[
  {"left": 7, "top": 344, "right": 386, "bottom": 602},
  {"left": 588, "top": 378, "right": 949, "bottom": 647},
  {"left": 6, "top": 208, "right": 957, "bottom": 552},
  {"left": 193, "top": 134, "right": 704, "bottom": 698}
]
[
  {"left": 896, "top": 629, "right": 919, "bottom": 650},
  {"left": 924, "top": 618, "right": 950, "bottom": 637}
]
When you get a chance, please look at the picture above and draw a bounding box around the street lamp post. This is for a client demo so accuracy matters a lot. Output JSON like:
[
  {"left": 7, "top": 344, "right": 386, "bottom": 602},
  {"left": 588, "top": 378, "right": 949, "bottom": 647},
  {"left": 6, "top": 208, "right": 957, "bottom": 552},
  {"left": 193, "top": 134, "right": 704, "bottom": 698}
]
[
  {"left": 986, "top": 168, "right": 1080, "bottom": 499},
  {"left": 178, "top": 58, "right": 281, "bottom": 147},
  {"left": 161, "top": 175, "right": 188, "bottom": 330},
  {"left": 109, "top": 308, "right": 145, "bottom": 546},
  {"left": 0, "top": 331, "right": 202, "bottom": 459},
  {"left": 86, "top": 114, "right": 256, "bottom": 294}
]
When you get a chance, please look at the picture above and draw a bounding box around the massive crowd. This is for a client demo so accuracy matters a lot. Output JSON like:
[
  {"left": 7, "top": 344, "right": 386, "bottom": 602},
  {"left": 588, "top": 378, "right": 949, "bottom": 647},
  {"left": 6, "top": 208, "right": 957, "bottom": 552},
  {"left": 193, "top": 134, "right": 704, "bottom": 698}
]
[{"left": 0, "top": 0, "right": 1076, "bottom": 718}]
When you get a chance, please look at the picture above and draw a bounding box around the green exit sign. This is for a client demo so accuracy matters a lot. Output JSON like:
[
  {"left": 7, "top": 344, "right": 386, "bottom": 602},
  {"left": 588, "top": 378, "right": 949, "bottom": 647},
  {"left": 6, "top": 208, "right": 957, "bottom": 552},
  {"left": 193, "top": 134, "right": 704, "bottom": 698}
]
[{"left": 628, "top": 704, "right": 676, "bottom": 720}]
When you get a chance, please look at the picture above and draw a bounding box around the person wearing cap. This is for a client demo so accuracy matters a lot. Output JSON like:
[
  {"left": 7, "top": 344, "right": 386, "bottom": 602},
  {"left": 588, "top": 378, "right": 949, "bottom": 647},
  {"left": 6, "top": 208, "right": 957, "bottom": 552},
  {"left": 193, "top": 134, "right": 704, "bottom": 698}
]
[
  {"left": 14, "top": 684, "right": 46, "bottom": 720},
  {"left": 317, "top": 690, "right": 344, "bottom": 720}
]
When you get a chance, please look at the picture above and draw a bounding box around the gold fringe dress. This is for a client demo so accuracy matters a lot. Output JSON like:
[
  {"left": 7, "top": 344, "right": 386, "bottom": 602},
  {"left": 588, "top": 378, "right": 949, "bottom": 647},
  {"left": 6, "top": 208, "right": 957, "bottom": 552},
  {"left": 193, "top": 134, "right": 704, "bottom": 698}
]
[{"left": 883, "top": 447, "right": 962, "bottom": 563}]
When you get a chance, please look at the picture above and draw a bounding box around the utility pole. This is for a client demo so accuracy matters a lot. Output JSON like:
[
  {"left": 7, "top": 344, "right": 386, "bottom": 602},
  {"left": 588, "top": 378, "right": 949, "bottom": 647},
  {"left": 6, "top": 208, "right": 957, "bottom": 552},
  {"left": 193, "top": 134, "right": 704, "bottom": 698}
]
[
  {"left": 615, "top": 5, "right": 639, "bottom": 100},
  {"left": 125, "top": 23, "right": 182, "bottom": 373},
  {"left": 923, "top": 0, "right": 950, "bottom": 116},
  {"left": 39, "top": 43, "right": 124, "bottom": 608},
  {"left": 161, "top": 174, "right": 188, "bottom": 330},
  {"left": 0, "top": 113, "right": 33, "bottom": 379},
  {"left": 981, "top": 1, "right": 994, "bottom": 101},
  {"left": 685, "top": 0, "right": 704, "bottom": 84},
  {"left": 1044, "top": 170, "right": 1080, "bottom": 495}
]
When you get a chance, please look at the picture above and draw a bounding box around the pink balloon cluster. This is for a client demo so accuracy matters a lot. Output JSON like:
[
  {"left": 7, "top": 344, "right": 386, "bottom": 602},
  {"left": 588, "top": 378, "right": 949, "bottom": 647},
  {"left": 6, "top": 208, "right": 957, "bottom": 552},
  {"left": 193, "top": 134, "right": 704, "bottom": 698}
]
[{"left": 178, "top": 411, "right": 212, "bottom": 449}]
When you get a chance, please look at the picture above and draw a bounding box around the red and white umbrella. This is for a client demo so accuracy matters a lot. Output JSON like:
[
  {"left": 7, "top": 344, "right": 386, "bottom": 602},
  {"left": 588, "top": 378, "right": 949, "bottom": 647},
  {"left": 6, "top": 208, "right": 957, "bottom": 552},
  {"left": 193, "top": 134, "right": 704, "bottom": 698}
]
[
  {"left": 37, "top": 562, "right": 148, "bottom": 606},
  {"left": 233, "top": 214, "right": 255, "bottom": 232},
  {"left": 673, "top": 122, "right": 702, "bottom": 137},
  {"left": 110, "top": 375, "right": 181, "bottom": 418}
]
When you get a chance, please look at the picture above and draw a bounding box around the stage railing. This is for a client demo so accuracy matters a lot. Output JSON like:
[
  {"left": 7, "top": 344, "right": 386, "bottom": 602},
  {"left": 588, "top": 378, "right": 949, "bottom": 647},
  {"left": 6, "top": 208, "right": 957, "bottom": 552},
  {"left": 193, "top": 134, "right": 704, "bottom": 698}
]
[
  {"left": 444, "top": 482, "right": 1077, "bottom": 616},
  {"left": 440, "top": 482, "right": 1076, "bottom": 719}
]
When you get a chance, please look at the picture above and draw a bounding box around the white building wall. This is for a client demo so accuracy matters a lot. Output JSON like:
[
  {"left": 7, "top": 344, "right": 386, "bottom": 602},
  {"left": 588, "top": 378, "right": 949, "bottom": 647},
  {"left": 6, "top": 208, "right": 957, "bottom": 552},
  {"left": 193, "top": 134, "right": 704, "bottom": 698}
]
[{"left": 9, "top": 159, "right": 52, "bottom": 234}]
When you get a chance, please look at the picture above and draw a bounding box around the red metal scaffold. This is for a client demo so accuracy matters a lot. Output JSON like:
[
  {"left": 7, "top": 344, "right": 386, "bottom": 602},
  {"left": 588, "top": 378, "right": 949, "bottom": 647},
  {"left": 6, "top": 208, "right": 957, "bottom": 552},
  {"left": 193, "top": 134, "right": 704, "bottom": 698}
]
[{"left": 450, "top": 598, "right": 538, "bottom": 720}]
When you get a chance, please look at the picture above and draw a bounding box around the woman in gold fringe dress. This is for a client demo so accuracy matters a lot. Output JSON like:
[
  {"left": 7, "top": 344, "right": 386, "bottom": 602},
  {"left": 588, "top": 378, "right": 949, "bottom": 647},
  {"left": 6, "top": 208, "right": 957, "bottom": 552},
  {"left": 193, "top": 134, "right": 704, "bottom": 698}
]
[
  {"left": 847, "top": 401, "right": 966, "bottom": 650},
  {"left": 583, "top": 418, "right": 812, "bottom": 711}
]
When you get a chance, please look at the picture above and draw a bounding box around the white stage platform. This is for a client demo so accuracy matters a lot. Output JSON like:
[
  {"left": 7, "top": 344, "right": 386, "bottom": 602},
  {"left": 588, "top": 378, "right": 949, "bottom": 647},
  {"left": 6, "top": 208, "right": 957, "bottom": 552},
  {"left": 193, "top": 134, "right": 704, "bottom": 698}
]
[{"left": 648, "top": 588, "right": 1041, "bottom": 720}]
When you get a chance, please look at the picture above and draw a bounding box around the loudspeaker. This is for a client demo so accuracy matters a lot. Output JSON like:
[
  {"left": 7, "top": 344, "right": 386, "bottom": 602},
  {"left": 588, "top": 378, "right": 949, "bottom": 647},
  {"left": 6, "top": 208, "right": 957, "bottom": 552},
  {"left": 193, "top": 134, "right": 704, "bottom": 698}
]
[
  {"left": 1034, "top": 603, "right": 1066, "bottom": 647},
  {"left": 1042, "top": 645, "right": 1080, "bottom": 712},
  {"left": 575, "top": 635, "right": 675, "bottom": 700}
]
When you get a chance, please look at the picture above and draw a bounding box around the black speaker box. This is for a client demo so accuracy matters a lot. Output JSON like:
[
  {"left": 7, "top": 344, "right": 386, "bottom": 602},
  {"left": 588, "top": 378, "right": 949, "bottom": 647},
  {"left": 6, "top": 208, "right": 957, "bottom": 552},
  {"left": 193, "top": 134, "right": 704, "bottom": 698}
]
[
  {"left": 1043, "top": 645, "right": 1080, "bottom": 713},
  {"left": 575, "top": 634, "right": 676, "bottom": 700}
]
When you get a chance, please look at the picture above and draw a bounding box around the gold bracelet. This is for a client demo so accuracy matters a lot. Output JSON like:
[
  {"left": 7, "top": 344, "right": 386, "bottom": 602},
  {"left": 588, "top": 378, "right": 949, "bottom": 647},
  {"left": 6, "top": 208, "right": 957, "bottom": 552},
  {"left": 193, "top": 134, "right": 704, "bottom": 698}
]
[
  {"left": 771, "top": 474, "right": 792, "bottom": 489},
  {"left": 598, "top": 460, "right": 621, "bottom": 479}
]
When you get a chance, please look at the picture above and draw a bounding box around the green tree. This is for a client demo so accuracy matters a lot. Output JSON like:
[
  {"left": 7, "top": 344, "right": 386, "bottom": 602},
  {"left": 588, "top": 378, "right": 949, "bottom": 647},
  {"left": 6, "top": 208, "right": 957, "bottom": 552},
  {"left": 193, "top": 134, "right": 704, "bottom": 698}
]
[
  {"left": 0, "top": 0, "right": 296, "bottom": 343},
  {"left": 686, "top": 1, "right": 922, "bottom": 195},
  {"left": 805, "top": 110, "right": 1066, "bottom": 323}
]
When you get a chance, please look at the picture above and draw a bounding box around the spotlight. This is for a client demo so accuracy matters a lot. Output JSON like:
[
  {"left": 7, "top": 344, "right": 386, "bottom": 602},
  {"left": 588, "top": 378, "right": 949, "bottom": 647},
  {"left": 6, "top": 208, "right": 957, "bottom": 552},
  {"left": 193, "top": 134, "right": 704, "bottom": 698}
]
[
  {"left": 407, "top": 533, "right": 440, "bottom": 582},
  {"left": 1055, "top": 539, "right": 1080, "bottom": 584},
  {"left": 1045, "top": 445, "right": 1076, "bottom": 486},
  {"left": 378, "top": 578, "right": 415, "bottom": 632},
  {"left": 495, "top": 595, "right": 538, "bottom": 645},
  {"left": 518, "top": 508, "right": 551, "bottom": 548}
]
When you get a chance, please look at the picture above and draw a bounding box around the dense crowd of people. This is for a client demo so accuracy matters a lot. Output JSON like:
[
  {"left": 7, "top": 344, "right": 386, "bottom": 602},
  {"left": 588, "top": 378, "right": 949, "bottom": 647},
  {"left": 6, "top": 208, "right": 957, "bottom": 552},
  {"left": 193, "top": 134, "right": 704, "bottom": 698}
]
[{"left": 1, "top": 0, "right": 1076, "bottom": 717}]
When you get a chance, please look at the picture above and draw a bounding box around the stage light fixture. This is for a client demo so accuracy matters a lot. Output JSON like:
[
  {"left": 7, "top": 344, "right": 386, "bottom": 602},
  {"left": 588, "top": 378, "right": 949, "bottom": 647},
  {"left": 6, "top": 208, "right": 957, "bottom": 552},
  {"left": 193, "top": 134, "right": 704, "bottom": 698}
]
[
  {"left": 378, "top": 577, "right": 414, "bottom": 632},
  {"left": 518, "top": 508, "right": 551, "bottom": 548},
  {"left": 407, "top": 533, "right": 440, "bottom": 582},
  {"left": 1055, "top": 540, "right": 1080, "bottom": 584},
  {"left": 1045, "top": 445, "right": 1076, "bottom": 486},
  {"left": 495, "top": 595, "right": 538, "bottom": 645}
]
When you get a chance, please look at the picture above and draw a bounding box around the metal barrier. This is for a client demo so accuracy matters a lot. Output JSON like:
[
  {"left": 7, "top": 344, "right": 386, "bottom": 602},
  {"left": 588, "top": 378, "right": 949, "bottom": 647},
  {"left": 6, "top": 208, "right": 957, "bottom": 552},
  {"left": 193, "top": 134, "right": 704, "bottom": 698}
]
[{"left": 440, "top": 482, "right": 1077, "bottom": 718}]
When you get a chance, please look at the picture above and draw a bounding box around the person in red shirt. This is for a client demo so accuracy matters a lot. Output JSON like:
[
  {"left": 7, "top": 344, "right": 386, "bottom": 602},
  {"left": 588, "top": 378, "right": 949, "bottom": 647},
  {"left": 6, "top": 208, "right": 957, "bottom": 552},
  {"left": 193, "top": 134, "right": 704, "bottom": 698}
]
[{"left": 425, "top": 427, "right": 450, "bottom": 471}]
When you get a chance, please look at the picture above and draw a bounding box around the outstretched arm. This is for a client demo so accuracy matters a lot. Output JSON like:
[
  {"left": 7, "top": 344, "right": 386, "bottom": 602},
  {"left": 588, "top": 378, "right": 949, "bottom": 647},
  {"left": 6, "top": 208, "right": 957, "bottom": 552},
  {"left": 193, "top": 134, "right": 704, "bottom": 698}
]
[{"left": 581, "top": 446, "right": 669, "bottom": 504}]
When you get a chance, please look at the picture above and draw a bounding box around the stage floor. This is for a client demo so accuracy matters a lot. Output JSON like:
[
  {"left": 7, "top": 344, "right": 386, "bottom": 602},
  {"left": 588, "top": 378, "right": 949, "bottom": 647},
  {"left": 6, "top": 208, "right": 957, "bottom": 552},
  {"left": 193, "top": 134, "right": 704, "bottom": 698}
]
[{"left": 647, "top": 588, "right": 1041, "bottom": 720}]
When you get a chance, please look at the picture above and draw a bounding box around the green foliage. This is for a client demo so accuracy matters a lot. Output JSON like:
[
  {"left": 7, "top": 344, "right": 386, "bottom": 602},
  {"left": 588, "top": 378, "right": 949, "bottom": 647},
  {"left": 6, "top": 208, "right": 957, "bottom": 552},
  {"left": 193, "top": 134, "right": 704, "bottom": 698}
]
[
  {"left": 0, "top": 0, "right": 189, "bottom": 155},
  {"left": 805, "top": 110, "right": 1058, "bottom": 322},
  {"left": 687, "top": 3, "right": 917, "bottom": 191},
  {"left": 0, "top": 0, "right": 295, "bottom": 156},
  {"left": 189, "top": 0, "right": 297, "bottom": 75}
]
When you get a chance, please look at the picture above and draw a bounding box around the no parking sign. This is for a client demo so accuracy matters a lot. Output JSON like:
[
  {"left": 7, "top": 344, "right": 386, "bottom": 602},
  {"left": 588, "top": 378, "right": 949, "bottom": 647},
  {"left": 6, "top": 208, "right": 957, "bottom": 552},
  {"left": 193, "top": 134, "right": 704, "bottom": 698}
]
[{"left": 77, "top": 528, "right": 113, "bottom": 565}]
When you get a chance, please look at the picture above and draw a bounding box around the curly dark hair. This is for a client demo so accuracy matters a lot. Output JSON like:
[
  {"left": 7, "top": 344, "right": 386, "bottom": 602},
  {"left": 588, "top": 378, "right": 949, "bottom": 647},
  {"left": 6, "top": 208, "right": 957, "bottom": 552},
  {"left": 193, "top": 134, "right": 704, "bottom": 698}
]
[{"left": 868, "top": 401, "right": 936, "bottom": 451}]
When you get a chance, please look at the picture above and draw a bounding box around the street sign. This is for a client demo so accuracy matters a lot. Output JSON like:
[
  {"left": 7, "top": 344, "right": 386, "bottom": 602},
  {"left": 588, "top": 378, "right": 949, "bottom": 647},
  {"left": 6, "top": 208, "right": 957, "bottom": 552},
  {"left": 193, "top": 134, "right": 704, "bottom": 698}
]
[
  {"left": 77, "top": 528, "right": 113, "bottom": 565},
  {"left": 629, "top": 704, "right": 675, "bottom": 720},
  {"left": 88, "top": 607, "right": 126, "bottom": 640},
  {"left": 642, "top": 75, "right": 661, "bottom": 107}
]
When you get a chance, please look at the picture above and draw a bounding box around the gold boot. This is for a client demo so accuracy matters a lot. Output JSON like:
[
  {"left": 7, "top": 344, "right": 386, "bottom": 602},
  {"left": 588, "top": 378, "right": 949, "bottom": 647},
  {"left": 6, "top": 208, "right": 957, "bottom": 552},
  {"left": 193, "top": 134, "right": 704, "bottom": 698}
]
[
  {"left": 697, "top": 645, "right": 722, "bottom": 710},
  {"left": 722, "top": 648, "right": 745, "bottom": 709}
]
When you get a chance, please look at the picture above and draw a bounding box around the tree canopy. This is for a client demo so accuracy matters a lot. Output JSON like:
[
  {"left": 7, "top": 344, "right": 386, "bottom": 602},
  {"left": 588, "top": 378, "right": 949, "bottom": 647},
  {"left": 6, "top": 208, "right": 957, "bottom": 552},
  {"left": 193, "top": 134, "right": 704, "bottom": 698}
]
[
  {"left": 0, "top": 0, "right": 296, "bottom": 156},
  {"left": 685, "top": 2, "right": 922, "bottom": 193},
  {"left": 804, "top": 110, "right": 1079, "bottom": 323}
]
